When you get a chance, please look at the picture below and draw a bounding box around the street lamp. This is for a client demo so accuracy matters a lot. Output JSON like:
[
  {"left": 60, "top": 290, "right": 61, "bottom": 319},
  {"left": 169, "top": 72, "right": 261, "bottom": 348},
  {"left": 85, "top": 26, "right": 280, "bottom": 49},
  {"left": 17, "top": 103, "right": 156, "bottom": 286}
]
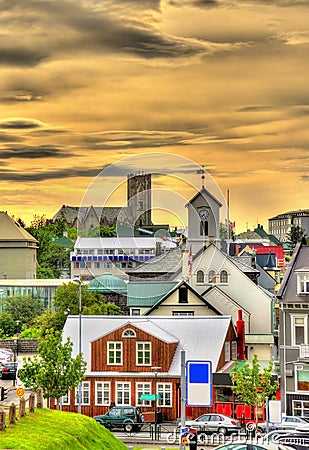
[
  {"left": 73, "top": 276, "right": 82, "bottom": 414},
  {"left": 151, "top": 366, "right": 161, "bottom": 440}
]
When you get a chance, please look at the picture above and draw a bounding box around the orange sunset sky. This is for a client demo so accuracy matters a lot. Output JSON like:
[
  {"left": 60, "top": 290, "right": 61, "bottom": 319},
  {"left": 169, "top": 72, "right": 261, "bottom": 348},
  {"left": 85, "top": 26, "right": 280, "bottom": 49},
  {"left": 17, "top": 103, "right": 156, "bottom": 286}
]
[{"left": 0, "top": 0, "right": 308, "bottom": 232}]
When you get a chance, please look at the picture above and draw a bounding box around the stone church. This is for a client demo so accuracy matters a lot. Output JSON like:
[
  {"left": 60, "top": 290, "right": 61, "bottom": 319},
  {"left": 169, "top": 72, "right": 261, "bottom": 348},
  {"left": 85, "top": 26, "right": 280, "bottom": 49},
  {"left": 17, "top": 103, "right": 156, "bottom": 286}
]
[{"left": 51, "top": 173, "right": 152, "bottom": 235}]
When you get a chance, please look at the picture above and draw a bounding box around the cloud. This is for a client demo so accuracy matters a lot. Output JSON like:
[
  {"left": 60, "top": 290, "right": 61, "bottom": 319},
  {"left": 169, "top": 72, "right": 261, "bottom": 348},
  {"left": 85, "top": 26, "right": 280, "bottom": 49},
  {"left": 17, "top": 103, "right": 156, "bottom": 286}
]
[
  {"left": 0, "top": 167, "right": 101, "bottom": 182},
  {"left": 0, "top": 145, "right": 73, "bottom": 159},
  {"left": 0, "top": 118, "right": 46, "bottom": 130}
]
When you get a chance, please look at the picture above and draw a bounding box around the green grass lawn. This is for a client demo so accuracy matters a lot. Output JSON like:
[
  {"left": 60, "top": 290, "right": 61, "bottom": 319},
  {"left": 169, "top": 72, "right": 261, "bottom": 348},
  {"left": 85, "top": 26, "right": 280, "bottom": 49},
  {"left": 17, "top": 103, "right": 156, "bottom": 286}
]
[{"left": 0, "top": 408, "right": 127, "bottom": 449}]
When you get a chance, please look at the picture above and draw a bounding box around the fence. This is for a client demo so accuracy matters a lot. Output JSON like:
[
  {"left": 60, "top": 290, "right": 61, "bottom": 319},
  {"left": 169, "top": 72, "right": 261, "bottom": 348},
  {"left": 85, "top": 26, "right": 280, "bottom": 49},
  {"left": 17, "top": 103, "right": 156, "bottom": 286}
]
[{"left": 0, "top": 388, "right": 43, "bottom": 431}]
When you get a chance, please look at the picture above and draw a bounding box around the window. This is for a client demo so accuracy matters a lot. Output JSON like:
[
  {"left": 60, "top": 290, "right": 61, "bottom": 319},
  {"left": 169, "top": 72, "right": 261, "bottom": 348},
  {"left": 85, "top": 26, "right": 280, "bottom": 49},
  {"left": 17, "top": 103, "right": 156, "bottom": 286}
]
[
  {"left": 291, "top": 315, "right": 308, "bottom": 345},
  {"left": 131, "top": 309, "right": 140, "bottom": 316},
  {"left": 122, "top": 328, "right": 136, "bottom": 338},
  {"left": 196, "top": 270, "right": 205, "bottom": 284},
  {"left": 116, "top": 382, "right": 131, "bottom": 405},
  {"left": 224, "top": 342, "right": 230, "bottom": 361},
  {"left": 208, "top": 270, "right": 216, "bottom": 283},
  {"left": 136, "top": 382, "right": 152, "bottom": 406},
  {"left": 107, "top": 342, "right": 122, "bottom": 365},
  {"left": 136, "top": 342, "right": 151, "bottom": 365},
  {"left": 179, "top": 287, "right": 188, "bottom": 303},
  {"left": 94, "top": 261, "right": 112, "bottom": 269},
  {"left": 231, "top": 341, "right": 237, "bottom": 360},
  {"left": 298, "top": 274, "right": 309, "bottom": 294},
  {"left": 75, "top": 381, "right": 90, "bottom": 405},
  {"left": 95, "top": 382, "right": 110, "bottom": 406},
  {"left": 200, "top": 220, "right": 208, "bottom": 236},
  {"left": 220, "top": 270, "right": 228, "bottom": 283},
  {"left": 172, "top": 311, "right": 194, "bottom": 316},
  {"left": 61, "top": 391, "right": 70, "bottom": 405},
  {"left": 157, "top": 383, "right": 172, "bottom": 407}
]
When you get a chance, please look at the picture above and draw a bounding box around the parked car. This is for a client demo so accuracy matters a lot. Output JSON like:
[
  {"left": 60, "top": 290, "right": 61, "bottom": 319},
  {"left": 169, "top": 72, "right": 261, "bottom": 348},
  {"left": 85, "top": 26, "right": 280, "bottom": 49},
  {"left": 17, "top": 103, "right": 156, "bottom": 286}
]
[
  {"left": 257, "top": 416, "right": 309, "bottom": 433},
  {"left": 0, "top": 349, "right": 13, "bottom": 363},
  {"left": 93, "top": 406, "right": 144, "bottom": 432},
  {"left": 0, "top": 361, "right": 18, "bottom": 380},
  {"left": 179, "top": 413, "right": 241, "bottom": 435}
]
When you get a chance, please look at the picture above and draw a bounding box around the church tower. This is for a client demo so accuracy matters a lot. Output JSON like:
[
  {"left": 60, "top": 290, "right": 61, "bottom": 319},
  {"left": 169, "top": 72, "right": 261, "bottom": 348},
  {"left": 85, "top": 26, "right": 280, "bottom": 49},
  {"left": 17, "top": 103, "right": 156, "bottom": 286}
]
[
  {"left": 127, "top": 173, "right": 152, "bottom": 227},
  {"left": 186, "top": 186, "right": 222, "bottom": 255}
]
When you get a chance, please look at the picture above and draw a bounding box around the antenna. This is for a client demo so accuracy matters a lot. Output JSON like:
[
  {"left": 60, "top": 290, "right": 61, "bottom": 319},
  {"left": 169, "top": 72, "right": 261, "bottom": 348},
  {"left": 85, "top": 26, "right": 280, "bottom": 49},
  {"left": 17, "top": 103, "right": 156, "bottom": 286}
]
[{"left": 196, "top": 167, "right": 205, "bottom": 188}]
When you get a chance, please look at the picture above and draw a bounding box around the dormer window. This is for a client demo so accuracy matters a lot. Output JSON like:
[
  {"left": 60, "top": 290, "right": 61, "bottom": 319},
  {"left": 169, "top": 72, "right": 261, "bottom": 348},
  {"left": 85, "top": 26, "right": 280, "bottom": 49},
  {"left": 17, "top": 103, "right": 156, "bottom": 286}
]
[
  {"left": 298, "top": 274, "right": 309, "bottom": 294},
  {"left": 122, "top": 328, "right": 136, "bottom": 338}
]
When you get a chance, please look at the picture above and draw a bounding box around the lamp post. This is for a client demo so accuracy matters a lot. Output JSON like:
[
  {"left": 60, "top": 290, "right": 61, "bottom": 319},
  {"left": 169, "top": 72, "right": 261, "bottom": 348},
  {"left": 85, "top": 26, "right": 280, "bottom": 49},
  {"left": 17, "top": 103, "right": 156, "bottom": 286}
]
[
  {"left": 73, "top": 276, "right": 82, "bottom": 414},
  {"left": 151, "top": 366, "right": 161, "bottom": 440},
  {"left": 0, "top": 289, "right": 3, "bottom": 313}
]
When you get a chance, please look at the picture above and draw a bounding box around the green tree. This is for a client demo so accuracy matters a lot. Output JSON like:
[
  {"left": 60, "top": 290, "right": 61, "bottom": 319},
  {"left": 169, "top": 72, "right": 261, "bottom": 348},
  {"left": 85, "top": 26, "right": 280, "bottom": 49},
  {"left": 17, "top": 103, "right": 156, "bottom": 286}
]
[
  {"left": 231, "top": 354, "right": 278, "bottom": 429},
  {"left": 287, "top": 226, "right": 306, "bottom": 250},
  {"left": 4, "top": 295, "right": 44, "bottom": 329},
  {"left": 0, "top": 312, "right": 16, "bottom": 338},
  {"left": 18, "top": 329, "right": 86, "bottom": 408}
]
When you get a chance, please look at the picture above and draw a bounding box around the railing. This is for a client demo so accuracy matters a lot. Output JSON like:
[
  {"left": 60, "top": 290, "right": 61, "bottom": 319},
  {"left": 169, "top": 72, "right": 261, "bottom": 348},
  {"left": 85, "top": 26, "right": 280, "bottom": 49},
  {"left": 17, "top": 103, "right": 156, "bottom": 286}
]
[{"left": 299, "top": 344, "right": 309, "bottom": 359}]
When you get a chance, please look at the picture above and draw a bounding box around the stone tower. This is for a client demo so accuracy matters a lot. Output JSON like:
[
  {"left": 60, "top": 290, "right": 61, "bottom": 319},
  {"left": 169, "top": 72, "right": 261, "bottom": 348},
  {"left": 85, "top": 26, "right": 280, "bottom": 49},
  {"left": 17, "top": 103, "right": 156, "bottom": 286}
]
[{"left": 127, "top": 173, "right": 152, "bottom": 227}]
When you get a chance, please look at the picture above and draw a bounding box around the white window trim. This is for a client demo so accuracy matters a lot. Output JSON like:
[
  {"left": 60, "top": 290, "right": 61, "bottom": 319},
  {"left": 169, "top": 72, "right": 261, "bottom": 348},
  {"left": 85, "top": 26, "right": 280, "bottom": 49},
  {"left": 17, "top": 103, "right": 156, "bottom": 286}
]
[
  {"left": 107, "top": 341, "right": 123, "bottom": 365},
  {"left": 290, "top": 314, "right": 308, "bottom": 346},
  {"left": 297, "top": 273, "right": 309, "bottom": 294},
  {"left": 75, "top": 381, "right": 90, "bottom": 405},
  {"left": 157, "top": 382, "right": 172, "bottom": 408},
  {"left": 122, "top": 328, "right": 136, "bottom": 338},
  {"left": 95, "top": 381, "right": 110, "bottom": 406},
  {"left": 61, "top": 391, "right": 70, "bottom": 405},
  {"left": 116, "top": 382, "right": 131, "bottom": 406},
  {"left": 196, "top": 269, "right": 205, "bottom": 284},
  {"left": 135, "top": 381, "right": 152, "bottom": 406},
  {"left": 136, "top": 341, "right": 152, "bottom": 366}
]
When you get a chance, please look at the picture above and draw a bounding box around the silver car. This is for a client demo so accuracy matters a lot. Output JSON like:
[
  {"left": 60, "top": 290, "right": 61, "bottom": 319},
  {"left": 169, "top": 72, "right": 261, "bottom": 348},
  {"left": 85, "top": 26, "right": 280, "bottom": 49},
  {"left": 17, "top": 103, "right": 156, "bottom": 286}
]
[
  {"left": 182, "top": 413, "right": 241, "bottom": 435},
  {"left": 258, "top": 416, "right": 309, "bottom": 433}
]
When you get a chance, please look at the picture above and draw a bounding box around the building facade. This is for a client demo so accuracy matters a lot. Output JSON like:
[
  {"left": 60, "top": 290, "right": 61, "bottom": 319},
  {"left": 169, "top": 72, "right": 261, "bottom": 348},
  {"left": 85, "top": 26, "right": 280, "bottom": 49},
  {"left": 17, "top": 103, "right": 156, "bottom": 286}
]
[
  {"left": 0, "top": 212, "right": 38, "bottom": 279},
  {"left": 277, "top": 243, "right": 309, "bottom": 417},
  {"left": 268, "top": 210, "right": 309, "bottom": 243}
]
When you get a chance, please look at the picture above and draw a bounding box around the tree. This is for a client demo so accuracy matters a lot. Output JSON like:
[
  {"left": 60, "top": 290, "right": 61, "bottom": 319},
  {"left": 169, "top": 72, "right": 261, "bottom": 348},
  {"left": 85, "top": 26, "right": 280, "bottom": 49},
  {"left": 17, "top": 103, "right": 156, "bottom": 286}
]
[
  {"left": 287, "top": 226, "right": 306, "bottom": 250},
  {"left": 230, "top": 354, "right": 279, "bottom": 429},
  {"left": 0, "top": 312, "right": 16, "bottom": 338},
  {"left": 4, "top": 295, "right": 43, "bottom": 329},
  {"left": 18, "top": 329, "right": 86, "bottom": 408}
]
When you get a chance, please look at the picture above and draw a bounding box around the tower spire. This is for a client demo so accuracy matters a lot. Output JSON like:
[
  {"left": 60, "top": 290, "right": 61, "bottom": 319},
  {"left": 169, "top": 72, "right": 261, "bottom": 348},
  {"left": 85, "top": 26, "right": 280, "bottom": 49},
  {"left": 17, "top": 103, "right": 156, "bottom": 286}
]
[{"left": 196, "top": 167, "right": 205, "bottom": 188}]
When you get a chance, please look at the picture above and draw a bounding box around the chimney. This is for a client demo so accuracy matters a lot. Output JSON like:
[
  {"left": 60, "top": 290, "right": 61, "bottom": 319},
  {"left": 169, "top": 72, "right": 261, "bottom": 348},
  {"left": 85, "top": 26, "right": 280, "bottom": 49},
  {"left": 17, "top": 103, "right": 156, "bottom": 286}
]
[{"left": 236, "top": 310, "right": 246, "bottom": 360}]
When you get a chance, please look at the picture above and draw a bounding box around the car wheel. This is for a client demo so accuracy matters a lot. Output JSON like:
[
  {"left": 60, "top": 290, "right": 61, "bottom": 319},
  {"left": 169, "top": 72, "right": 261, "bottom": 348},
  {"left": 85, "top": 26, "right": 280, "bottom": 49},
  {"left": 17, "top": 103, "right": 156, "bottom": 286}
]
[
  {"left": 217, "top": 427, "right": 227, "bottom": 435},
  {"left": 124, "top": 422, "right": 133, "bottom": 432}
]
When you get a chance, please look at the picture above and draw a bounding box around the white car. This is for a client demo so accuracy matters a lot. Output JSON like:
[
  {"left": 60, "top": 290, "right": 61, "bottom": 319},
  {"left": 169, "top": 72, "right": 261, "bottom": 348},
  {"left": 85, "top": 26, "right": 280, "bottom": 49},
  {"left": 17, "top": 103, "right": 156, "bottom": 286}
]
[
  {"left": 0, "top": 350, "right": 13, "bottom": 363},
  {"left": 180, "top": 413, "right": 241, "bottom": 435}
]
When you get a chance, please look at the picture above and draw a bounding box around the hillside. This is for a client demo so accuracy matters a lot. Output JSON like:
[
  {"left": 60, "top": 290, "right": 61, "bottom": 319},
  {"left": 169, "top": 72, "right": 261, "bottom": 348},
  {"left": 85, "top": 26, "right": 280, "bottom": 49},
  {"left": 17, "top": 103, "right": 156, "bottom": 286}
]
[{"left": 0, "top": 408, "right": 127, "bottom": 450}]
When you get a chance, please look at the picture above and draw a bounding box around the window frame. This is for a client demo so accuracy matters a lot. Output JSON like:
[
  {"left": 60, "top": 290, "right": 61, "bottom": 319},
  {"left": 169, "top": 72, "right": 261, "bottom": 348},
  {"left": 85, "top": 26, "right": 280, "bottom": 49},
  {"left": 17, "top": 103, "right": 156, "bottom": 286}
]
[
  {"left": 297, "top": 273, "right": 309, "bottom": 294},
  {"left": 95, "top": 381, "right": 110, "bottom": 406},
  {"left": 196, "top": 270, "right": 205, "bottom": 284},
  {"left": 291, "top": 314, "right": 308, "bottom": 346},
  {"left": 107, "top": 341, "right": 123, "bottom": 365},
  {"left": 136, "top": 341, "right": 151, "bottom": 366},
  {"left": 157, "top": 382, "right": 172, "bottom": 408},
  {"left": 136, "top": 382, "right": 152, "bottom": 406},
  {"left": 116, "top": 382, "right": 131, "bottom": 405},
  {"left": 75, "top": 381, "right": 90, "bottom": 405}
]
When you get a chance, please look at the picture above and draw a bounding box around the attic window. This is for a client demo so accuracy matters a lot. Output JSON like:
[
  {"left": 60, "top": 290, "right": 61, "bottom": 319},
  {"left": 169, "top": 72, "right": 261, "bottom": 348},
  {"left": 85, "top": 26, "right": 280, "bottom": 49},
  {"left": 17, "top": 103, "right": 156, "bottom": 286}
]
[
  {"left": 122, "top": 328, "right": 136, "bottom": 338},
  {"left": 298, "top": 274, "right": 309, "bottom": 294},
  {"left": 179, "top": 287, "right": 188, "bottom": 303},
  {"left": 220, "top": 270, "right": 228, "bottom": 283}
]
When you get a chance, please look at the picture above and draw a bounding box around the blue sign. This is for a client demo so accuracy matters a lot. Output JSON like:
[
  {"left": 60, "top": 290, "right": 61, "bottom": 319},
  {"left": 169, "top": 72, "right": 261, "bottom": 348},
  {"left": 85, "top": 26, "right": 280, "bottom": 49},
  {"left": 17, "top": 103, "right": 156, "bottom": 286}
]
[{"left": 186, "top": 360, "right": 212, "bottom": 406}]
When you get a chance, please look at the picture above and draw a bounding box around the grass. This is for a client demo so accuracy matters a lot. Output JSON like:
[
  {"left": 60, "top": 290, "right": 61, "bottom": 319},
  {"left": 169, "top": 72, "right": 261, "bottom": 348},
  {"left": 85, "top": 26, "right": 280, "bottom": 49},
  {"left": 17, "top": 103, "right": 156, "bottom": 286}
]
[{"left": 0, "top": 407, "right": 127, "bottom": 449}]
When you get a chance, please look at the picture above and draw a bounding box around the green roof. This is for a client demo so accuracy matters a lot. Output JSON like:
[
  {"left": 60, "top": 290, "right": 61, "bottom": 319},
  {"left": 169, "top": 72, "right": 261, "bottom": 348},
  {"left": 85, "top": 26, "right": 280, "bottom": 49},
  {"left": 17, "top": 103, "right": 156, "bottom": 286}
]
[
  {"left": 127, "top": 281, "right": 178, "bottom": 307},
  {"left": 88, "top": 273, "right": 127, "bottom": 293}
]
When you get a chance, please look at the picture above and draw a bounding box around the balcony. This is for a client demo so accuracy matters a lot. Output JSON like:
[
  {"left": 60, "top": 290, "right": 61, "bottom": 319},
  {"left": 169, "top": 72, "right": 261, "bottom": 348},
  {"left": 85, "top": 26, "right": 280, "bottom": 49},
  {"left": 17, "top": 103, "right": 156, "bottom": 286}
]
[{"left": 299, "top": 344, "right": 309, "bottom": 359}]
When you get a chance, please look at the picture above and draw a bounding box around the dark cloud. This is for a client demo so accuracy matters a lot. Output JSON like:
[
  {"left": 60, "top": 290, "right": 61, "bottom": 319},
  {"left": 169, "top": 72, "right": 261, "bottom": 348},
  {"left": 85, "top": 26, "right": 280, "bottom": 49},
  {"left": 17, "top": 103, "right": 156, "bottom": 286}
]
[
  {"left": 0, "top": 145, "right": 72, "bottom": 159},
  {"left": 0, "top": 119, "right": 44, "bottom": 130},
  {"left": 0, "top": 167, "right": 100, "bottom": 182},
  {"left": 237, "top": 106, "right": 275, "bottom": 112},
  {"left": 0, "top": 133, "right": 22, "bottom": 143},
  {"left": 0, "top": 91, "right": 43, "bottom": 103},
  {"left": 300, "top": 175, "right": 309, "bottom": 181}
]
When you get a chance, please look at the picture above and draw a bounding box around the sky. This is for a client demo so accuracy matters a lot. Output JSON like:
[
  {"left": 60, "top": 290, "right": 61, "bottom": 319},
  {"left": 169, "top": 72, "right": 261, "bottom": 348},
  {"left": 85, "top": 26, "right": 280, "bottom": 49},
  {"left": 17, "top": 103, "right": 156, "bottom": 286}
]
[{"left": 0, "top": 0, "right": 308, "bottom": 232}]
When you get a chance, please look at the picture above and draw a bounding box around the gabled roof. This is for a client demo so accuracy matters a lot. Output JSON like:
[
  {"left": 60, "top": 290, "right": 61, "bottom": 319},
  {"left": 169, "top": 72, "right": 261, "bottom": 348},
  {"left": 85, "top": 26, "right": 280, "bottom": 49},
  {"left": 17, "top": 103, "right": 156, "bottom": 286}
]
[
  {"left": 144, "top": 280, "right": 222, "bottom": 315},
  {"left": 277, "top": 243, "right": 309, "bottom": 302},
  {"left": 0, "top": 212, "right": 37, "bottom": 243},
  {"left": 185, "top": 187, "right": 223, "bottom": 208},
  {"left": 127, "top": 281, "right": 178, "bottom": 306},
  {"left": 62, "top": 315, "right": 234, "bottom": 375},
  {"left": 127, "top": 247, "right": 182, "bottom": 275},
  {"left": 201, "top": 284, "right": 251, "bottom": 317}
]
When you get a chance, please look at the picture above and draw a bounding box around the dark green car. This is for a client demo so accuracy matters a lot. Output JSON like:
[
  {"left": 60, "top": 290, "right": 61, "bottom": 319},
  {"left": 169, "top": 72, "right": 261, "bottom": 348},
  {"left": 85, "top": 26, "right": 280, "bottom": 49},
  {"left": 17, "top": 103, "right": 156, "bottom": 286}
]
[{"left": 94, "top": 406, "right": 144, "bottom": 432}]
